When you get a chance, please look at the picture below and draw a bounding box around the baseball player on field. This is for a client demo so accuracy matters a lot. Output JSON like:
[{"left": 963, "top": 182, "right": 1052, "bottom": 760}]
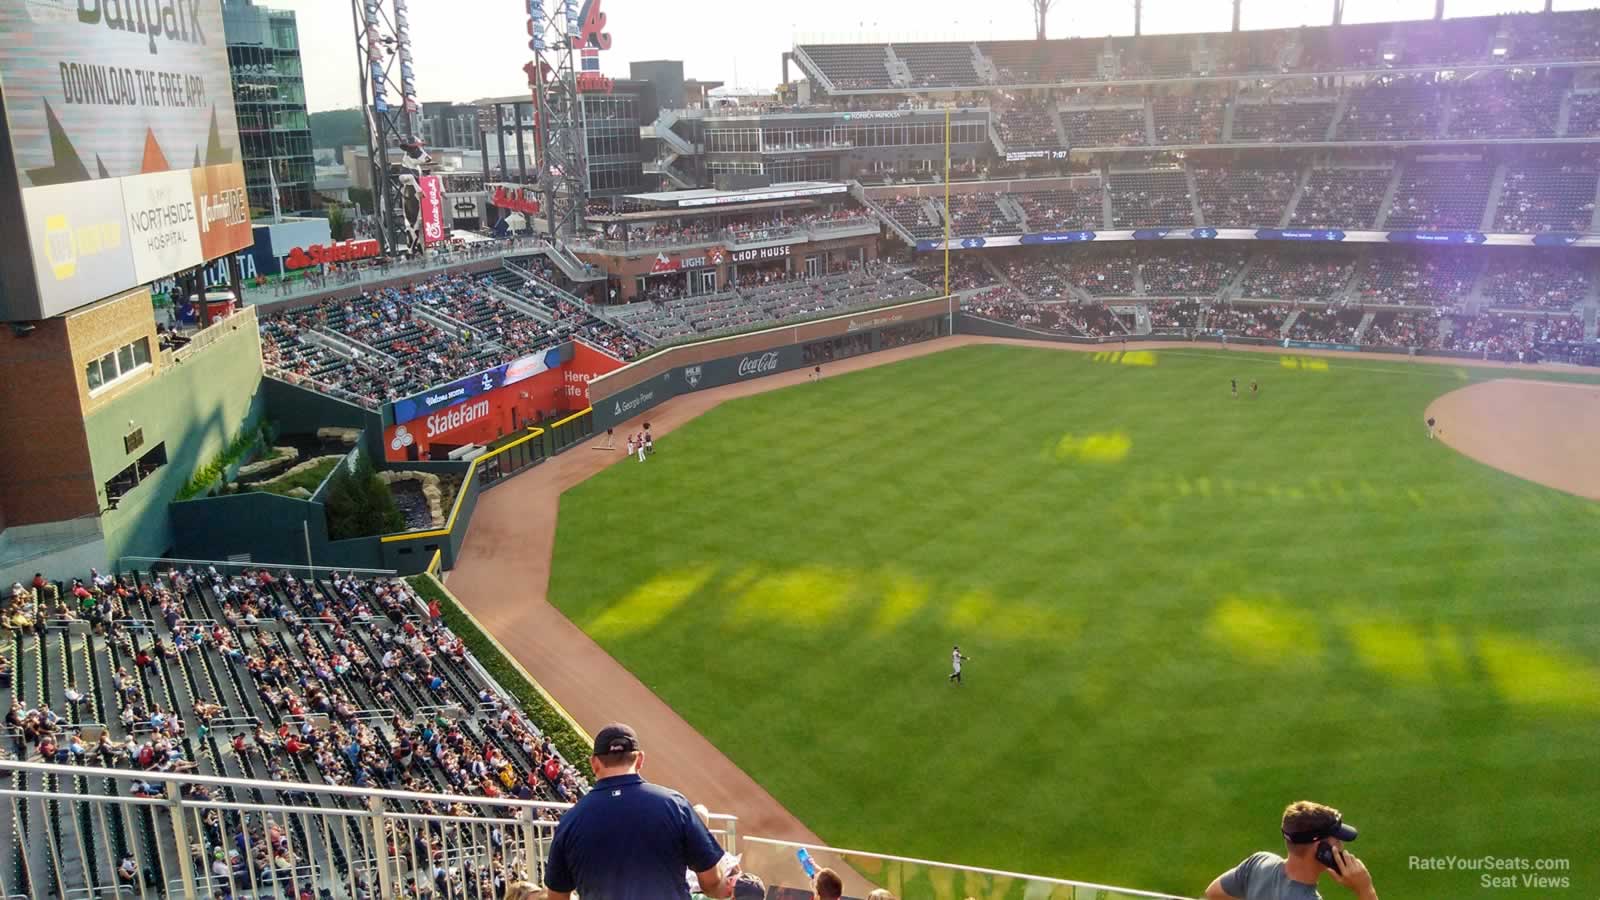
[{"left": 949, "top": 645, "right": 970, "bottom": 685}]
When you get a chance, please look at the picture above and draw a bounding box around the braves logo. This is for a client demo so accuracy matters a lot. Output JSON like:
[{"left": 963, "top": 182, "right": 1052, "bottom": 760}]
[{"left": 578, "top": 0, "right": 611, "bottom": 50}]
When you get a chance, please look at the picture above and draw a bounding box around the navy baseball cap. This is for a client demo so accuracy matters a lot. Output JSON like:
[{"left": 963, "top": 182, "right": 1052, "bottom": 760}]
[
  {"left": 732, "top": 873, "right": 766, "bottom": 900},
  {"left": 593, "top": 723, "right": 640, "bottom": 755},
  {"left": 1283, "top": 812, "right": 1358, "bottom": 844}
]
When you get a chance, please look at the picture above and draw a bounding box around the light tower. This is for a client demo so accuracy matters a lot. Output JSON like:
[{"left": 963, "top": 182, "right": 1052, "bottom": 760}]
[
  {"left": 524, "top": 0, "right": 606, "bottom": 238},
  {"left": 352, "top": 0, "right": 426, "bottom": 255}
]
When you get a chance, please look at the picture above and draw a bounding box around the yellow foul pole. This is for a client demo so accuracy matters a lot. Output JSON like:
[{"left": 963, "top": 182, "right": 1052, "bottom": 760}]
[{"left": 943, "top": 107, "right": 952, "bottom": 333}]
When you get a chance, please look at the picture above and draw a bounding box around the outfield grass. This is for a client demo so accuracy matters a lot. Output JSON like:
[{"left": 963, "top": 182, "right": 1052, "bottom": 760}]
[{"left": 548, "top": 345, "right": 1600, "bottom": 898}]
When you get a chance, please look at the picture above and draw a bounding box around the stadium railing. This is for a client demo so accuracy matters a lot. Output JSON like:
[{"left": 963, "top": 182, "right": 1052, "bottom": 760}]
[
  {"left": 379, "top": 407, "right": 594, "bottom": 552},
  {"left": 0, "top": 758, "right": 737, "bottom": 900},
  {"left": 117, "top": 555, "right": 397, "bottom": 582},
  {"left": 240, "top": 237, "right": 553, "bottom": 306},
  {"left": 0, "top": 757, "right": 1192, "bottom": 900},
  {"left": 739, "top": 836, "right": 1195, "bottom": 900}
]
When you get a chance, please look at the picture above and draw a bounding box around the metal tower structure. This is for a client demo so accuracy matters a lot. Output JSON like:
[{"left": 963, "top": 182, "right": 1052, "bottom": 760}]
[
  {"left": 352, "top": 0, "right": 424, "bottom": 255},
  {"left": 524, "top": 0, "right": 595, "bottom": 238}
]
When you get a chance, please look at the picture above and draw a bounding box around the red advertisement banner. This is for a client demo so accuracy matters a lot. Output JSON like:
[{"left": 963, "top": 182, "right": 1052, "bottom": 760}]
[
  {"left": 419, "top": 175, "right": 445, "bottom": 246},
  {"left": 285, "top": 239, "right": 382, "bottom": 270},
  {"left": 491, "top": 184, "right": 541, "bottom": 216}
]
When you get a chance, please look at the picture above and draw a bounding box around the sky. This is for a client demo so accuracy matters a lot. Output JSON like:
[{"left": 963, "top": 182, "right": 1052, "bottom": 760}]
[{"left": 276, "top": 0, "right": 1600, "bottom": 113}]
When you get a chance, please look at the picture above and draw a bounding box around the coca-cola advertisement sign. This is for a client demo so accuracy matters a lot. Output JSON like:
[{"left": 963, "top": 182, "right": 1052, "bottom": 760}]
[{"left": 737, "top": 352, "right": 780, "bottom": 377}]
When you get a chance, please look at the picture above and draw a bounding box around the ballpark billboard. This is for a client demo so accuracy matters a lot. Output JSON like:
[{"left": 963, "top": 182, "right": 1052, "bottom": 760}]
[{"left": 0, "top": 0, "right": 250, "bottom": 320}]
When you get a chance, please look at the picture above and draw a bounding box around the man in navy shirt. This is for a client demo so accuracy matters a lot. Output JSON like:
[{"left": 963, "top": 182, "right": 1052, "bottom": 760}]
[{"left": 544, "top": 723, "right": 737, "bottom": 900}]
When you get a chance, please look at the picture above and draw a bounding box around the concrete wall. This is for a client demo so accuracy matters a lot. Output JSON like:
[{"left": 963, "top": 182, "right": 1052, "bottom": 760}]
[
  {"left": 84, "top": 314, "right": 266, "bottom": 562},
  {"left": 263, "top": 376, "right": 386, "bottom": 461}
]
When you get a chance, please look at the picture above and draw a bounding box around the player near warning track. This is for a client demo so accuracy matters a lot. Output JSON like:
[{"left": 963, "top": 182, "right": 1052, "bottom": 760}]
[{"left": 948, "top": 645, "right": 970, "bottom": 685}]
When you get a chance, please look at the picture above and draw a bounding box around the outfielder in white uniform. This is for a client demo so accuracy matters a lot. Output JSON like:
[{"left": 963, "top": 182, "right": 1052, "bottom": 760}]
[
  {"left": 949, "top": 645, "right": 970, "bottom": 685},
  {"left": 636, "top": 433, "right": 647, "bottom": 462}
]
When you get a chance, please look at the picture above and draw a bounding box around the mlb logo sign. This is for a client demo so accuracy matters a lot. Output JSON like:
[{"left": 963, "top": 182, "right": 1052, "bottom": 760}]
[{"left": 684, "top": 365, "right": 702, "bottom": 388}]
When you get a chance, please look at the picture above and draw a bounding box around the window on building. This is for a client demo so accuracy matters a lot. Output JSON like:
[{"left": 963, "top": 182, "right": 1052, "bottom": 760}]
[
  {"left": 104, "top": 442, "right": 167, "bottom": 505},
  {"left": 86, "top": 336, "right": 153, "bottom": 394}
]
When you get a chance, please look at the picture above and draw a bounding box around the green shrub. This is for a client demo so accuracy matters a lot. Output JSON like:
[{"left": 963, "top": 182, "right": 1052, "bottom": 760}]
[
  {"left": 177, "top": 421, "right": 268, "bottom": 501},
  {"left": 407, "top": 574, "right": 594, "bottom": 782},
  {"left": 324, "top": 454, "right": 405, "bottom": 539}
]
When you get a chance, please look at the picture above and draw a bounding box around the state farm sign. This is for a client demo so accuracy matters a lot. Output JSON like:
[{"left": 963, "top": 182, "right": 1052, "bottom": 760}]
[
  {"left": 427, "top": 399, "right": 491, "bottom": 438},
  {"left": 285, "top": 239, "right": 382, "bottom": 270}
]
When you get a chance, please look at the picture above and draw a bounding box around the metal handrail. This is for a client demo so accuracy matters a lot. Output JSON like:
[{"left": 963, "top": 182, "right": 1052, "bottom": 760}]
[{"left": 741, "top": 836, "right": 1196, "bottom": 900}]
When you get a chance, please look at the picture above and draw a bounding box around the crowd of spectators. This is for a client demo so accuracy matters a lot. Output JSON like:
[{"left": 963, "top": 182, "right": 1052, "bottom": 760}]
[
  {"left": 1153, "top": 94, "right": 1225, "bottom": 145},
  {"left": 1238, "top": 250, "right": 1354, "bottom": 301},
  {"left": 1352, "top": 250, "right": 1481, "bottom": 306},
  {"left": 1194, "top": 168, "right": 1298, "bottom": 228},
  {"left": 1384, "top": 163, "right": 1495, "bottom": 231},
  {"left": 1230, "top": 99, "right": 1336, "bottom": 143},
  {"left": 1494, "top": 163, "right": 1599, "bottom": 233},
  {"left": 1005, "top": 257, "right": 1079, "bottom": 300},
  {"left": 1363, "top": 310, "right": 1444, "bottom": 348},
  {"left": 994, "top": 94, "right": 1064, "bottom": 150},
  {"left": 612, "top": 263, "right": 933, "bottom": 341},
  {"left": 1013, "top": 185, "right": 1105, "bottom": 232},
  {"left": 1208, "top": 304, "right": 1292, "bottom": 338},
  {"left": 1337, "top": 78, "right": 1443, "bottom": 141},
  {"left": 1138, "top": 246, "right": 1250, "bottom": 296},
  {"left": 1285, "top": 306, "right": 1363, "bottom": 344},
  {"left": 1443, "top": 311, "right": 1543, "bottom": 355},
  {"left": 1061, "top": 107, "right": 1148, "bottom": 147},
  {"left": 1449, "top": 72, "right": 1565, "bottom": 139},
  {"left": 1148, "top": 299, "right": 1208, "bottom": 330},
  {"left": 1567, "top": 92, "right": 1600, "bottom": 136},
  {"left": 948, "top": 192, "right": 1022, "bottom": 236},
  {"left": 1109, "top": 170, "right": 1195, "bottom": 228},
  {"left": 902, "top": 255, "right": 999, "bottom": 292},
  {"left": 260, "top": 268, "right": 641, "bottom": 405},
  {"left": 802, "top": 11, "right": 1600, "bottom": 92},
  {"left": 2, "top": 565, "right": 591, "bottom": 896},
  {"left": 1480, "top": 251, "right": 1593, "bottom": 309},
  {"left": 1290, "top": 168, "right": 1391, "bottom": 229},
  {"left": 1057, "top": 249, "right": 1139, "bottom": 295},
  {"left": 873, "top": 195, "right": 943, "bottom": 239}
]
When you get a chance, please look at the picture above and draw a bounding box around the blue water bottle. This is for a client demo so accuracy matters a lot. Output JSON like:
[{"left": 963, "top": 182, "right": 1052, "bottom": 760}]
[{"left": 796, "top": 848, "right": 818, "bottom": 878}]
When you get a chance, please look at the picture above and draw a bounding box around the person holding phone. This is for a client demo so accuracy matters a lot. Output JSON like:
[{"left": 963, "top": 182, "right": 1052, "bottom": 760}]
[{"left": 1204, "top": 801, "right": 1377, "bottom": 900}]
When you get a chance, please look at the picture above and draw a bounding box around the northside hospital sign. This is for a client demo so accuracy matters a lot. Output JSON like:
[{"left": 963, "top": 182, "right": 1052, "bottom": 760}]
[{"left": 0, "top": 0, "right": 251, "bottom": 321}]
